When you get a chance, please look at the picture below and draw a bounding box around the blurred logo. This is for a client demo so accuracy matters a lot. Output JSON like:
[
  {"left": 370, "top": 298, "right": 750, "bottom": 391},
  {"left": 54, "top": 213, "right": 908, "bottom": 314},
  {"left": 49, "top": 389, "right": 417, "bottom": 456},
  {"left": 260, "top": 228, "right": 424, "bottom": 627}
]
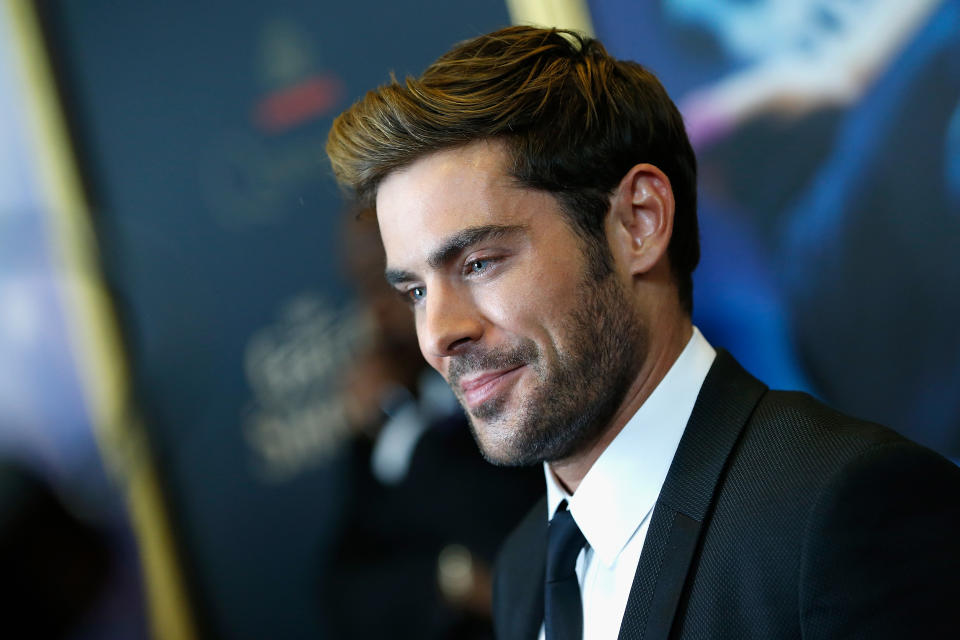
[
  {"left": 243, "top": 293, "right": 371, "bottom": 482},
  {"left": 198, "top": 16, "right": 345, "bottom": 230},
  {"left": 199, "top": 131, "right": 329, "bottom": 230},
  {"left": 253, "top": 17, "right": 344, "bottom": 133}
]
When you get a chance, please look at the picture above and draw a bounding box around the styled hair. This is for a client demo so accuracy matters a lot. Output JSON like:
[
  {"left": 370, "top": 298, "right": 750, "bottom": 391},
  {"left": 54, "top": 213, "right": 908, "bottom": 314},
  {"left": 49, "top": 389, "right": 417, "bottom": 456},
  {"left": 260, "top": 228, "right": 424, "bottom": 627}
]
[{"left": 326, "top": 25, "right": 699, "bottom": 313}]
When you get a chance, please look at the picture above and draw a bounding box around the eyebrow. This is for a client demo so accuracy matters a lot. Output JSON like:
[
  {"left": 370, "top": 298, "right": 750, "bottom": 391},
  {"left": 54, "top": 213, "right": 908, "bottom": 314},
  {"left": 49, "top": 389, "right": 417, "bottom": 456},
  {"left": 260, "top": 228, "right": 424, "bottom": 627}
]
[{"left": 384, "top": 223, "right": 527, "bottom": 286}]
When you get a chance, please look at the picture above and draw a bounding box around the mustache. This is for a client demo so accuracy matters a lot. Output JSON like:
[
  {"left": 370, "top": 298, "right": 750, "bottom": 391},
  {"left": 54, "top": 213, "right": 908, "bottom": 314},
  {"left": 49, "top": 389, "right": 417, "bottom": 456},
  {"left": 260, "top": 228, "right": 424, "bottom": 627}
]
[{"left": 447, "top": 340, "right": 539, "bottom": 388}]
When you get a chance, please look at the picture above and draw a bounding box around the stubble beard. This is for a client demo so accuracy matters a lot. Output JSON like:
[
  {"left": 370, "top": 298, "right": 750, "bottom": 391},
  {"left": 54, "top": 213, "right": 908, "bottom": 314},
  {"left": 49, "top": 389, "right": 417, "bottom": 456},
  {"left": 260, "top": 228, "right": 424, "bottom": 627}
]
[{"left": 449, "top": 271, "right": 647, "bottom": 467}]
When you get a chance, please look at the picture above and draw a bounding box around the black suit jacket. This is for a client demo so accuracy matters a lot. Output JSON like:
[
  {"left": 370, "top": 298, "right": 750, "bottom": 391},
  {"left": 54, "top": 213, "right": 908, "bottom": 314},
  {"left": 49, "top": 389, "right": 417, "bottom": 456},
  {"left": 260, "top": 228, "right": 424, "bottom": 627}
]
[{"left": 493, "top": 351, "right": 960, "bottom": 639}]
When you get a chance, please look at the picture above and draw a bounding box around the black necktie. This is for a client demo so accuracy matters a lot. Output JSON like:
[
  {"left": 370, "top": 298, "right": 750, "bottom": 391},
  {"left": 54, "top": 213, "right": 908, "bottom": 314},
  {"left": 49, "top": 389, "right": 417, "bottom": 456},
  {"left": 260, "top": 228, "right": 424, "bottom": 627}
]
[{"left": 545, "top": 500, "right": 586, "bottom": 640}]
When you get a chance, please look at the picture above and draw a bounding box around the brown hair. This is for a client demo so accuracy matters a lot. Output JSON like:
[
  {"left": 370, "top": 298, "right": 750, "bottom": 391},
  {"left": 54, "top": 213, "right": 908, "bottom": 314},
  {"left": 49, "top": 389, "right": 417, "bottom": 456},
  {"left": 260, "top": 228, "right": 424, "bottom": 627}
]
[{"left": 326, "top": 25, "right": 699, "bottom": 313}]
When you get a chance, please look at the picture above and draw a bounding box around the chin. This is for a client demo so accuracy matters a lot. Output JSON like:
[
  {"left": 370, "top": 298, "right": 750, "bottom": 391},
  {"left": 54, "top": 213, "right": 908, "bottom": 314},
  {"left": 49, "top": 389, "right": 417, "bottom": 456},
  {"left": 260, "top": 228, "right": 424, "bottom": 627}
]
[
  {"left": 466, "top": 417, "right": 531, "bottom": 467},
  {"left": 469, "top": 417, "right": 554, "bottom": 468},
  {"left": 477, "top": 444, "right": 539, "bottom": 468}
]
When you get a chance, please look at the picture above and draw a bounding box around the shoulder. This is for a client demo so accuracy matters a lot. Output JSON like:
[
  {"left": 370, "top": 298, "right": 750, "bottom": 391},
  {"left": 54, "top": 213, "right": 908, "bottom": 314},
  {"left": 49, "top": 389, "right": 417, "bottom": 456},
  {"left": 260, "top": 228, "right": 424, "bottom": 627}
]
[
  {"left": 729, "top": 388, "right": 958, "bottom": 521},
  {"left": 683, "top": 381, "right": 960, "bottom": 634},
  {"left": 747, "top": 390, "right": 960, "bottom": 530},
  {"left": 743, "top": 389, "right": 913, "bottom": 467},
  {"left": 736, "top": 390, "right": 960, "bottom": 634},
  {"left": 798, "top": 437, "right": 960, "bottom": 635}
]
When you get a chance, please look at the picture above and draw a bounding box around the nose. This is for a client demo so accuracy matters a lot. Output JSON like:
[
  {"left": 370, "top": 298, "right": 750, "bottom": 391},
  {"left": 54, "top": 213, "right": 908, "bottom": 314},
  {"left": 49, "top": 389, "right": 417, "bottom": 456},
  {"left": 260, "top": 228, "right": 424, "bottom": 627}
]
[{"left": 418, "top": 281, "right": 484, "bottom": 360}]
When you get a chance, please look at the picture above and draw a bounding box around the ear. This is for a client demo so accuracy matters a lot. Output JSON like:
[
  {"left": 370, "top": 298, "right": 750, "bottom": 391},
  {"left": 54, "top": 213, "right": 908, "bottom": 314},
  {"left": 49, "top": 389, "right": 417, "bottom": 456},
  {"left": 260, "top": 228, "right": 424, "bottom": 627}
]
[{"left": 607, "top": 163, "right": 675, "bottom": 277}]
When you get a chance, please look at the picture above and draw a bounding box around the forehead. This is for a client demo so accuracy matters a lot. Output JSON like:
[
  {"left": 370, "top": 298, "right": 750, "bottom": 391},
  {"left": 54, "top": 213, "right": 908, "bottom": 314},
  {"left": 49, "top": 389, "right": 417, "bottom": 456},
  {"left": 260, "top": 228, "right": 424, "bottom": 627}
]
[{"left": 375, "top": 141, "right": 533, "bottom": 262}]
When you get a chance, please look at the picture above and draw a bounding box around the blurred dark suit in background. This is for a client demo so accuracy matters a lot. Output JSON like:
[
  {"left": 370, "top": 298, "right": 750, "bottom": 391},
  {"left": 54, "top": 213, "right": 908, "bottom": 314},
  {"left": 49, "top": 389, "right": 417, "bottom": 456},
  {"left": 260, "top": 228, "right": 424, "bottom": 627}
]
[{"left": 0, "top": 461, "right": 110, "bottom": 639}]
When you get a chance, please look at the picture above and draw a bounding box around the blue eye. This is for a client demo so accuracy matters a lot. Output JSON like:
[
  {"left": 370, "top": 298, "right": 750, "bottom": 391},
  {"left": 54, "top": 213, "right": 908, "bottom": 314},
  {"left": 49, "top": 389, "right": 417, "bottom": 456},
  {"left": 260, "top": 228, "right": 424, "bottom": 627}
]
[
  {"left": 469, "top": 260, "right": 488, "bottom": 273},
  {"left": 407, "top": 286, "right": 426, "bottom": 302}
]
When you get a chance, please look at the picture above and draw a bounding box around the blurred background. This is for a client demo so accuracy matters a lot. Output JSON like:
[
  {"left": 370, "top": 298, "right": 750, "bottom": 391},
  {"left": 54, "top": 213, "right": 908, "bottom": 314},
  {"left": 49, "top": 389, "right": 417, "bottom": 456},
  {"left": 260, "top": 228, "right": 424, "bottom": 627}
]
[{"left": 1, "top": 0, "right": 957, "bottom": 638}]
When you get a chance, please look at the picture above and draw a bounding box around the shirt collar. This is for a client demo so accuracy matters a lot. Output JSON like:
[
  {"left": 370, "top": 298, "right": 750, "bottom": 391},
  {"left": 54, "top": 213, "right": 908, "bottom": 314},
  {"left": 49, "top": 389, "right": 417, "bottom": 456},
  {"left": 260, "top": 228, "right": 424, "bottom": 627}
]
[{"left": 544, "top": 327, "right": 716, "bottom": 567}]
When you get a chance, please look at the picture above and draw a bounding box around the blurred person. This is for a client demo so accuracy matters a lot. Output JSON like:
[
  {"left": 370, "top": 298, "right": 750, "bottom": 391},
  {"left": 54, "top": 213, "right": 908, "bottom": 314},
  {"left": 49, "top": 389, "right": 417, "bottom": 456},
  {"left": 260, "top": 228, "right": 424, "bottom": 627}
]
[
  {"left": 0, "top": 460, "right": 110, "bottom": 638},
  {"left": 320, "top": 217, "right": 542, "bottom": 639},
  {"left": 326, "top": 25, "right": 960, "bottom": 640}
]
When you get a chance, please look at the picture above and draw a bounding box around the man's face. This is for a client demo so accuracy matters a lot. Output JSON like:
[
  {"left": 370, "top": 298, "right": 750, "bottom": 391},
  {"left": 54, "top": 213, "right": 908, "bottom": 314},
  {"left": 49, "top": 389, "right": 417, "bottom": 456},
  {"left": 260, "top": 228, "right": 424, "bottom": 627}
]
[{"left": 377, "top": 141, "right": 646, "bottom": 465}]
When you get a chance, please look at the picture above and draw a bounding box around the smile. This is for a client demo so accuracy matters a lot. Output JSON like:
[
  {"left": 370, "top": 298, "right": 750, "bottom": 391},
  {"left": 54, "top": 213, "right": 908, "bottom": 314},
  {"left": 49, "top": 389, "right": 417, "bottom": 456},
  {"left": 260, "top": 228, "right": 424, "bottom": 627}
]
[{"left": 458, "top": 365, "right": 526, "bottom": 409}]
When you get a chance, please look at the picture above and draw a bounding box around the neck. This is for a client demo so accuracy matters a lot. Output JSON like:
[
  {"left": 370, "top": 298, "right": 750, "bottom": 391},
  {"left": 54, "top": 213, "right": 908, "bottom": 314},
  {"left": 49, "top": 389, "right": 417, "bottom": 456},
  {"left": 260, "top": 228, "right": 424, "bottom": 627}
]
[{"left": 549, "top": 314, "right": 693, "bottom": 495}]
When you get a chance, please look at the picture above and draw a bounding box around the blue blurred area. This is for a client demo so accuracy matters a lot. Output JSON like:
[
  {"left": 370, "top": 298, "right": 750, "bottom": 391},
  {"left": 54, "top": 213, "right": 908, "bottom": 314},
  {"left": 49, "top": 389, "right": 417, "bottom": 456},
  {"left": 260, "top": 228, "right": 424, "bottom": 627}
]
[
  {"left": 31, "top": 1, "right": 515, "bottom": 637},
  {"left": 779, "top": 0, "right": 960, "bottom": 456},
  {"left": 0, "top": 7, "right": 147, "bottom": 639},
  {"left": 693, "top": 195, "right": 813, "bottom": 393},
  {"left": 593, "top": 0, "right": 960, "bottom": 460},
  {"left": 948, "top": 102, "right": 960, "bottom": 205}
]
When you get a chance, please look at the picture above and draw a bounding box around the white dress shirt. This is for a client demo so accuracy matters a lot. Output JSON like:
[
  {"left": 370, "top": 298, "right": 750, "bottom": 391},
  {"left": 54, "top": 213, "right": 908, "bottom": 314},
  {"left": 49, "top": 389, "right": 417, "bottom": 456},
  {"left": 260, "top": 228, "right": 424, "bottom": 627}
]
[{"left": 538, "top": 327, "right": 716, "bottom": 640}]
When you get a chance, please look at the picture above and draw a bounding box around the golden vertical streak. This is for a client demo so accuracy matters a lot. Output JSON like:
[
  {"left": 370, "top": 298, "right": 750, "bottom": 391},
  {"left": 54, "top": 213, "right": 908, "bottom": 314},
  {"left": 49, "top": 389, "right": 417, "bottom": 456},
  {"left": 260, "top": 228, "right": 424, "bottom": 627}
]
[
  {"left": 505, "top": 0, "right": 595, "bottom": 34},
  {"left": 3, "top": 1, "right": 197, "bottom": 638}
]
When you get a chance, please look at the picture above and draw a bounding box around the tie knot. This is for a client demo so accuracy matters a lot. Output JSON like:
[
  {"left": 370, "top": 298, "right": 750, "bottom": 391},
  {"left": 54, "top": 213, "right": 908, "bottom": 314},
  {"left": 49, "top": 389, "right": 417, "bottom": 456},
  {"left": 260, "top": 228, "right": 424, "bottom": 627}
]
[{"left": 546, "top": 502, "right": 586, "bottom": 583}]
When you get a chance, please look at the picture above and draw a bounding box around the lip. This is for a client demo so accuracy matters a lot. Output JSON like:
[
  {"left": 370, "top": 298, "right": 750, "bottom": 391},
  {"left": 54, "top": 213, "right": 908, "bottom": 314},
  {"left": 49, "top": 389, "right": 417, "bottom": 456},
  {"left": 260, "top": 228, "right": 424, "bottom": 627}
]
[{"left": 458, "top": 365, "right": 526, "bottom": 409}]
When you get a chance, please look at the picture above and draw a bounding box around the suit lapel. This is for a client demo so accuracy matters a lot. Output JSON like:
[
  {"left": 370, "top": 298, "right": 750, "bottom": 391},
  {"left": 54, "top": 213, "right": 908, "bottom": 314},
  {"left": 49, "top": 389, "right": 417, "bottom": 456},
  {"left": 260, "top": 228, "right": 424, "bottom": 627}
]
[
  {"left": 511, "top": 541, "right": 546, "bottom": 640},
  {"left": 618, "top": 351, "right": 767, "bottom": 640},
  {"left": 495, "top": 497, "right": 548, "bottom": 640}
]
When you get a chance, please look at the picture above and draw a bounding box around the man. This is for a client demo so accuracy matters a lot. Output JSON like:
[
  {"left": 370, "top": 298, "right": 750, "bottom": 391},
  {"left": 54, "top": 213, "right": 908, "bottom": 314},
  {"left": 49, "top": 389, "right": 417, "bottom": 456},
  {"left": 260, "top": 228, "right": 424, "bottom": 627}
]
[{"left": 326, "top": 25, "right": 960, "bottom": 640}]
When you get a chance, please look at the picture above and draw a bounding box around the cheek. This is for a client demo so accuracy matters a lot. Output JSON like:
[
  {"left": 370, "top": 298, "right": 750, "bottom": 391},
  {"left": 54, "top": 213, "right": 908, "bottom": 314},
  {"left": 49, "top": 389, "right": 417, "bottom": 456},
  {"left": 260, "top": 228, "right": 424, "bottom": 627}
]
[
  {"left": 529, "top": 241, "right": 587, "bottom": 295},
  {"left": 520, "top": 258, "right": 582, "bottom": 314},
  {"left": 478, "top": 272, "right": 575, "bottom": 339}
]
